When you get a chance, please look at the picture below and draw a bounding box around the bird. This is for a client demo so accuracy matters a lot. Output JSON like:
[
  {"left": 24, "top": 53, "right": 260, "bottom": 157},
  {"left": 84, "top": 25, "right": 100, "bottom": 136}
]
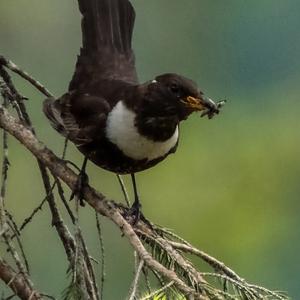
[{"left": 43, "top": 0, "right": 223, "bottom": 224}]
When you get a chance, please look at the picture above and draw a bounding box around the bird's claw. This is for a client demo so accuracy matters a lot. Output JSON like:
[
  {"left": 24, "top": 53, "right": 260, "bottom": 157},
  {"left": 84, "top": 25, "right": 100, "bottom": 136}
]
[
  {"left": 70, "top": 170, "right": 89, "bottom": 206},
  {"left": 123, "top": 202, "right": 153, "bottom": 229},
  {"left": 123, "top": 200, "right": 141, "bottom": 226}
]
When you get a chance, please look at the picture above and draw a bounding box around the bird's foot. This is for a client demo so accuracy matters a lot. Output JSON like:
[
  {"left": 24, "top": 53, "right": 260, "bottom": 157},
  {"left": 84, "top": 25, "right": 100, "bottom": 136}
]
[
  {"left": 70, "top": 170, "right": 89, "bottom": 206},
  {"left": 125, "top": 201, "right": 141, "bottom": 225},
  {"left": 123, "top": 202, "right": 153, "bottom": 229}
]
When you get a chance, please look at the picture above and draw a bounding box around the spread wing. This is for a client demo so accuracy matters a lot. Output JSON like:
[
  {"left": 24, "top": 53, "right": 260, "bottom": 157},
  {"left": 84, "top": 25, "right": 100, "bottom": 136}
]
[
  {"left": 69, "top": 0, "right": 138, "bottom": 91},
  {"left": 43, "top": 93, "right": 110, "bottom": 145}
]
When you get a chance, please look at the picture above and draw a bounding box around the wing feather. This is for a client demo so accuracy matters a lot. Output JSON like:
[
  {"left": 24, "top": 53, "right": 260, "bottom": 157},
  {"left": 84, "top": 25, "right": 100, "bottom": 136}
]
[{"left": 43, "top": 93, "right": 110, "bottom": 145}]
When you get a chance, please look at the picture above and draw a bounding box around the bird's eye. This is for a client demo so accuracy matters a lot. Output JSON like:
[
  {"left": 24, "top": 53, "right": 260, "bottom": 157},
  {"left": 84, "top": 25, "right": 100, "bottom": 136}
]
[{"left": 170, "top": 84, "right": 180, "bottom": 96}]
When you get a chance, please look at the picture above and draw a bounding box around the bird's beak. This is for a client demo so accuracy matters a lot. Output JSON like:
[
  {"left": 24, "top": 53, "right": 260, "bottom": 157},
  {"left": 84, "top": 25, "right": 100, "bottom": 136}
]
[{"left": 181, "top": 95, "right": 217, "bottom": 111}]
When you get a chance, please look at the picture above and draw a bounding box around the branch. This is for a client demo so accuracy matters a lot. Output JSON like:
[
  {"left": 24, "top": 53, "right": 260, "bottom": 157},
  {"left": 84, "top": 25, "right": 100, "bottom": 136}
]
[{"left": 0, "top": 258, "right": 42, "bottom": 300}]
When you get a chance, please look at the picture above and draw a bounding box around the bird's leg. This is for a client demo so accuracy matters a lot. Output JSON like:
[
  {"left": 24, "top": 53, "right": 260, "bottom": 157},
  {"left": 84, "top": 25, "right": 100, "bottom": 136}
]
[
  {"left": 129, "top": 173, "right": 141, "bottom": 225},
  {"left": 70, "top": 156, "right": 89, "bottom": 206},
  {"left": 123, "top": 174, "right": 153, "bottom": 228}
]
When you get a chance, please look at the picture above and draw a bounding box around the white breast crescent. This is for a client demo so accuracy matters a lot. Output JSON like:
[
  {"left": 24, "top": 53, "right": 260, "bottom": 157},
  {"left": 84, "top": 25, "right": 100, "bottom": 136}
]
[{"left": 106, "top": 101, "right": 178, "bottom": 161}]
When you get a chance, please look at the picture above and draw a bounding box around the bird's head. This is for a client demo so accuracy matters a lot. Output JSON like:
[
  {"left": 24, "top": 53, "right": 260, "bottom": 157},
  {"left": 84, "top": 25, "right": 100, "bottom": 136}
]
[{"left": 146, "top": 73, "right": 220, "bottom": 121}]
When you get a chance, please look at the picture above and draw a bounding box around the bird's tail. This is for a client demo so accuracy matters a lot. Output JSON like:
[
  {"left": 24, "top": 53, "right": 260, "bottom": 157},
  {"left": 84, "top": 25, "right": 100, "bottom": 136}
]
[
  {"left": 69, "top": 0, "right": 136, "bottom": 90},
  {"left": 78, "top": 0, "right": 135, "bottom": 55}
]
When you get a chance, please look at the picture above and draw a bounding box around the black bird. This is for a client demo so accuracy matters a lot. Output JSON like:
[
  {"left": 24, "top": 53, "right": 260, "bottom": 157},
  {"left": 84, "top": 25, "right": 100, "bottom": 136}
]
[{"left": 43, "top": 0, "right": 223, "bottom": 222}]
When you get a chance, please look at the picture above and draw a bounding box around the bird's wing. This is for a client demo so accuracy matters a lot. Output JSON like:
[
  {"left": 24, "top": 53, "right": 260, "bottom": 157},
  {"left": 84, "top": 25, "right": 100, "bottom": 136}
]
[
  {"left": 69, "top": 0, "right": 138, "bottom": 91},
  {"left": 43, "top": 93, "right": 110, "bottom": 145}
]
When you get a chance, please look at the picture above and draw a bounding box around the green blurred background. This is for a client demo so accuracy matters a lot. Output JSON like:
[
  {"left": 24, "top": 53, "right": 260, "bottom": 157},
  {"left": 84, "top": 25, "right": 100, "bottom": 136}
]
[{"left": 0, "top": 0, "right": 299, "bottom": 299}]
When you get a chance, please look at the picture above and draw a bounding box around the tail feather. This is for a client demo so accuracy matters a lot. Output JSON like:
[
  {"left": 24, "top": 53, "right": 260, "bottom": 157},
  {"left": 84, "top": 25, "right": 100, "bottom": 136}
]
[
  {"left": 79, "top": 0, "right": 135, "bottom": 55},
  {"left": 69, "top": 0, "right": 138, "bottom": 90}
]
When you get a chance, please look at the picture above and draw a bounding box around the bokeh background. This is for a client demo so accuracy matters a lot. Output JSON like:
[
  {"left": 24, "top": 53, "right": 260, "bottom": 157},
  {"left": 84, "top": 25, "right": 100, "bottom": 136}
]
[{"left": 0, "top": 0, "right": 299, "bottom": 299}]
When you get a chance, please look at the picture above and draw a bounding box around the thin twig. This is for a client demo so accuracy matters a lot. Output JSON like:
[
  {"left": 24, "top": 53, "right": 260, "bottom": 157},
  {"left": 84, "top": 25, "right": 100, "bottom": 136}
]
[
  {"left": 5, "top": 211, "right": 20, "bottom": 235},
  {"left": 137, "top": 229, "right": 206, "bottom": 286},
  {"left": 73, "top": 204, "right": 97, "bottom": 300},
  {"left": 52, "top": 139, "right": 77, "bottom": 224},
  {"left": 18, "top": 183, "right": 55, "bottom": 233},
  {"left": 3, "top": 234, "right": 34, "bottom": 293},
  {"left": 117, "top": 175, "right": 130, "bottom": 207},
  {"left": 168, "top": 241, "right": 244, "bottom": 283},
  {"left": 62, "top": 138, "right": 69, "bottom": 159},
  {"left": 156, "top": 226, "right": 192, "bottom": 245},
  {"left": 0, "top": 92, "right": 9, "bottom": 230},
  {"left": 142, "top": 266, "right": 151, "bottom": 295},
  {"left": 0, "top": 56, "right": 53, "bottom": 98},
  {"left": 72, "top": 192, "right": 99, "bottom": 300},
  {"left": 128, "top": 259, "right": 144, "bottom": 300},
  {"left": 247, "top": 284, "right": 287, "bottom": 300},
  {"left": 0, "top": 69, "right": 24, "bottom": 120},
  {"left": 78, "top": 233, "right": 100, "bottom": 300},
  {"left": 3, "top": 294, "right": 16, "bottom": 300},
  {"left": 95, "top": 213, "right": 105, "bottom": 300},
  {"left": 55, "top": 178, "right": 76, "bottom": 224},
  {"left": 201, "top": 273, "right": 261, "bottom": 300},
  {"left": 6, "top": 219, "right": 30, "bottom": 274},
  {"left": 151, "top": 269, "right": 165, "bottom": 288},
  {"left": 0, "top": 67, "right": 30, "bottom": 122}
]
